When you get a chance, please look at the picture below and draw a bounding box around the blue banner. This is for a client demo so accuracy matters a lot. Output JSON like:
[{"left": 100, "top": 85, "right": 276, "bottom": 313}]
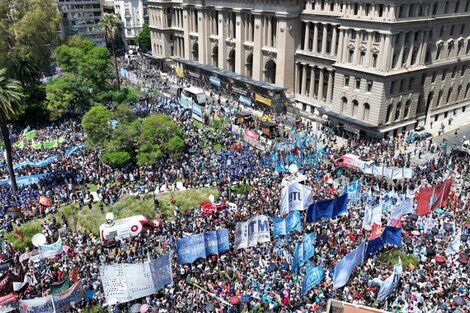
[
  {"left": 149, "top": 254, "right": 173, "bottom": 292},
  {"left": 343, "top": 179, "right": 362, "bottom": 203},
  {"left": 333, "top": 241, "right": 366, "bottom": 290},
  {"left": 0, "top": 174, "right": 49, "bottom": 187},
  {"left": 365, "top": 227, "right": 402, "bottom": 258},
  {"left": 64, "top": 144, "right": 85, "bottom": 157},
  {"left": 306, "top": 194, "right": 349, "bottom": 223},
  {"left": 273, "top": 211, "right": 302, "bottom": 238},
  {"left": 292, "top": 233, "right": 316, "bottom": 273},
  {"left": 209, "top": 76, "right": 221, "bottom": 87},
  {"left": 177, "top": 229, "right": 230, "bottom": 264},
  {"left": 19, "top": 296, "right": 54, "bottom": 313},
  {"left": 52, "top": 282, "right": 84, "bottom": 312},
  {"left": 301, "top": 265, "right": 324, "bottom": 296},
  {"left": 239, "top": 95, "right": 252, "bottom": 106}
]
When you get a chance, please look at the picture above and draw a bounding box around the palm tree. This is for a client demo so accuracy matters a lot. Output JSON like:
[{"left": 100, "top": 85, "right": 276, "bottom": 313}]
[
  {"left": 0, "top": 68, "right": 23, "bottom": 193},
  {"left": 99, "top": 13, "right": 121, "bottom": 90},
  {"left": 9, "top": 51, "right": 40, "bottom": 87}
]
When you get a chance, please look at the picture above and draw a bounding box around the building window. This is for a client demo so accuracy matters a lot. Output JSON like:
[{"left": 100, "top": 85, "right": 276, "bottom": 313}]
[
  {"left": 353, "top": 3, "right": 359, "bottom": 15},
  {"left": 444, "top": 1, "right": 450, "bottom": 14},
  {"left": 365, "top": 4, "right": 371, "bottom": 16},
  {"left": 372, "top": 54, "right": 378, "bottom": 68},
  {"left": 432, "top": 72, "right": 437, "bottom": 82},
  {"left": 442, "top": 69, "right": 447, "bottom": 81},
  {"left": 404, "top": 100, "right": 411, "bottom": 118},
  {"left": 462, "top": 65, "right": 467, "bottom": 76},
  {"left": 437, "top": 90, "right": 443, "bottom": 106},
  {"left": 395, "top": 102, "right": 402, "bottom": 121},
  {"left": 374, "top": 32, "right": 381, "bottom": 43},
  {"left": 363, "top": 103, "right": 370, "bottom": 121},
  {"left": 344, "top": 75, "right": 350, "bottom": 86},
  {"left": 367, "top": 80, "right": 373, "bottom": 92},
  {"left": 455, "top": 1, "right": 461, "bottom": 12},
  {"left": 399, "top": 79, "right": 405, "bottom": 92},
  {"left": 355, "top": 78, "right": 361, "bottom": 89},
  {"left": 421, "top": 73, "right": 426, "bottom": 85},
  {"left": 378, "top": 4, "right": 384, "bottom": 17},
  {"left": 360, "top": 51, "right": 366, "bottom": 65},
  {"left": 352, "top": 100, "right": 359, "bottom": 117},
  {"left": 348, "top": 50, "right": 354, "bottom": 63},
  {"left": 466, "top": 83, "right": 470, "bottom": 98},
  {"left": 457, "top": 85, "right": 462, "bottom": 100},
  {"left": 390, "top": 81, "right": 395, "bottom": 93},
  {"left": 446, "top": 87, "right": 453, "bottom": 104},
  {"left": 409, "top": 77, "right": 414, "bottom": 90},
  {"left": 386, "top": 104, "right": 393, "bottom": 123},
  {"left": 341, "top": 97, "right": 348, "bottom": 113},
  {"left": 452, "top": 67, "right": 457, "bottom": 78}
]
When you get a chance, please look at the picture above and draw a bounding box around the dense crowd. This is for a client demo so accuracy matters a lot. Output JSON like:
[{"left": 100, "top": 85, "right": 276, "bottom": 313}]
[{"left": 0, "top": 56, "right": 468, "bottom": 313}]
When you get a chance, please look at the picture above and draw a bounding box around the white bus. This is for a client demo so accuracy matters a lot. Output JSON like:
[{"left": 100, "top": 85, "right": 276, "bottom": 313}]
[{"left": 180, "top": 87, "right": 206, "bottom": 109}]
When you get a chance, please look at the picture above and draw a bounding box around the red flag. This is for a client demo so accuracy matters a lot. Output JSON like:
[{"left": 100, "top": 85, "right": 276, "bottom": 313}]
[
  {"left": 0, "top": 272, "right": 13, "bottom": 296},
  {"left": 39, "top": 196, "right": 51, "bottom": 207},
  {"left": 371, "top": 223, "right": 385, "bottom": 239},
  {"left": 416, "top": 178, "right": 453, "bottom": 216},
  {"left": 70, "top": 267, "right": 78, "bottom": 283},
  {"left": 13, "top": 229, "right": 24, "bottom": 242}
]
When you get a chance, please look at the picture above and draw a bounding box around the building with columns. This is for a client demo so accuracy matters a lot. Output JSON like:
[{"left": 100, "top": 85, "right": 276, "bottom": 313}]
[{"left": 148, "top": 0, "right": 470, "bottom": 137}]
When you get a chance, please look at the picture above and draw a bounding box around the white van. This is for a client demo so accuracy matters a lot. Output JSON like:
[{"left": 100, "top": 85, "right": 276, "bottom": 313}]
[{"left": 99, "top": 215, "right": 155, "bottom": 242}]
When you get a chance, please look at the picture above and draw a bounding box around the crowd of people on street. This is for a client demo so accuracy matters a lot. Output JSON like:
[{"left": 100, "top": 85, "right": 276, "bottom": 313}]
[{"left": 0, "top": 56, "right": 468, "bottom": 313}]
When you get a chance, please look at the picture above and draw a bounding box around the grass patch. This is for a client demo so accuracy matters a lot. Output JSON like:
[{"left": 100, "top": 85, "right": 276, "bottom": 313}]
[
  {"left": 87, "top": 183, "right": 98, "bottom": 193},
  {"left": 213, "top": 143, "right": 222, "bottom": 152},
  {"left": 231, "top": 183, "right": 253, "bottom": 194},
  {"left": 378, "top": 250, "right": 419, "bottom": 269},
  {"left": 5, "top": 187, "right": 218, "bottom": 250}
]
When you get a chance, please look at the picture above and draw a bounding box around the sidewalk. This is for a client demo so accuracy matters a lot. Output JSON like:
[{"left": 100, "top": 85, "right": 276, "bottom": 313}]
[{"left": 423, "top": 112, "right": 470, "bottom": 138}]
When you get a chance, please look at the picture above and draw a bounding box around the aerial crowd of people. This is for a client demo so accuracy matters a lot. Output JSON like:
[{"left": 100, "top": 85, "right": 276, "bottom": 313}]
[{"left": 0, "top": 56, "right": 468, "bottom": 313}]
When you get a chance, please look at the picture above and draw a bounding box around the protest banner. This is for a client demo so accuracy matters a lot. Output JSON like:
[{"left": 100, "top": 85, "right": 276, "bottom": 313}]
[
  {"left": 306, "top": 194, "right": 349, "bottom": 223},
  {"left": 38, "top": 239, "right": 63, "bottom": 259},
  {"left": 234, "top": 215, "right": 270, "bottom": 249},
  {"left": 279, "top": 182, "right": 313, "bottom": 216},
  {"left": 0, "top": 293, "right": 17, "bottom": 313},
  {"left": 176, "top": 228, "right": 230, "bottom": 264},
  {"left": 273, "top": 211, "right": 302, "bottom": 238}
]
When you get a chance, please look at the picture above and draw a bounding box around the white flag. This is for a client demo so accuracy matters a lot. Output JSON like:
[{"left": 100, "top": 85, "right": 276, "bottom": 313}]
[
  {"left": 279, "top": 182, "right": 313, "bottom": 216},
  {"left": 362, "top": 204, "right": 381, "bottom": 230},
  {"left": 377, "top": 257, "right": 403, "bottom": 302},
  {"left": 446, "top": 229, "right": 462, "bottom": 255}
]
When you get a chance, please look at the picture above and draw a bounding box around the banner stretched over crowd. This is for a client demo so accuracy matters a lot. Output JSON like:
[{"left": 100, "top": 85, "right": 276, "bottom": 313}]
[
  {"left": 0, "top": 293, "right": 17, "bottom": 313},
  {"left": 416, "top": 178, "right": 453, "bottom": 216},
  {"left": 333, "top": 241, "right": 366, "bottom": 290},
  {"left": 292, "top": 233, "right": 316, "bottom": 273},
  {"left": 176, "top": 229, "right": 230, "bottom": 264},
  {"left": 377, "top": 258, "right": 403, "bottom": 302},
  {"left": 365, "top": 227, "right": 403, "bottom": 258},
  {"left": 343, "top": 179, "right": 362, "bottom": 203},
  {"left": 235, "top": 215, "right": 271, "bottom": 249},
  {"left": 18, "top": 282, "right": 83, "bottom": 313},
  {"left": 306, "top": 194, "right": 348, "bottom": 223},
  {"left": 362, "top": 204, "right": 382, "bottom": 230},
  {"left": 273, "top": 211, "right": 302, "bottom": 238},
  {"left": 38, "top": 239, "right": 63, "bottom": 259},
  {"left": 100, "top": 254, "right": 173, "bottom": 305},
  {"left": 302, "top": 265, "right": 324, "bottom": 296},
  {"left": 279, "top": 182, "right": 313, "bottom": 216},
  {"left": 361, "top": 164, "right": 413, "bottom": 180}
]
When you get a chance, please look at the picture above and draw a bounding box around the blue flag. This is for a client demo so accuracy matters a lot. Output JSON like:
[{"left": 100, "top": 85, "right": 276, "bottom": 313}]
[
  {"left": 301, "top": 265, "right": 324, "bottom": 296},
  {"left": 365, "top": 227, "right": 402, "bottom": 258},
  {"left": 292, "top": 233, "right": 316, "bottom": 273},
  {"left": 306, "top": 194, "right": 349, "bottom": 223},
  {"left": 273, "top": 211, "right": 302, "bottom": 238},
  {"left": 333, "top": 241, "right": 366, "bottom": 290},
  {"left": 177, "top": 229, "right": 230, "bottom": 264},
  {"left": 343, "top": 179, "right": 362, "bottom": 203}
]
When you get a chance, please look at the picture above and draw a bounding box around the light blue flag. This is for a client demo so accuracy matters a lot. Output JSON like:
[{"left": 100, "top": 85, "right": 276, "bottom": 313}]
[
  {"left": 333, "top": 241, "right": 366, "bottom": 290},
  {"left": 301, "top": 265, "right": 324, "bottom": 296},
  {"left": 273, "top": 211, "right": 302, "bottom": 238},
  {"left": 377, "top": 258, "right": 403, "bottom": 302},
  {"left": 292, "top": 233, "right": 316, "bottom": 273},
  {"left": 343, "top": 179, "right": 362, "bottom": 203}
]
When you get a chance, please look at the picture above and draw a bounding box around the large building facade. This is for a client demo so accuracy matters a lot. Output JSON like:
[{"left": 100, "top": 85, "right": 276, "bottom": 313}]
[
  {"left": 114, "top": 0, "right": 148, "bottom": 45},
  {"left": 148, "top": 0, "right": 470, "bottom": 137},
  {"left": 57, "top": 0, "right": 106, "bottom": 46}
]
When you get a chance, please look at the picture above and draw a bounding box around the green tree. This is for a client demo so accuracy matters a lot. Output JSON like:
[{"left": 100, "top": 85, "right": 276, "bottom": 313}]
[
  {"left": 82, "top": 105, "right": 113, "bottom": 147},
  {"left": 45, "top": 73, "right": 88, "bottom": 120},
  {"left": 0, "top": 68, "right": 23, "bottom": 193},
  {"left": 99, "top": 14, "right": 121, "bottom": 90},
  {"left": 135, "top": 22, "right": 151, "bottom": 52},
  {"left": 101, "top": 150, "right": 131, "bottom": 168},
  {"left": 137, "top": 114, "right": 184, "bottom": 165}
]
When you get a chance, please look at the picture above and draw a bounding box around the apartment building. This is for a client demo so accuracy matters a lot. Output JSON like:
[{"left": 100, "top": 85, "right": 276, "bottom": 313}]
[{"left": 114, "top": 0, "right": 148, "bottom": 45}]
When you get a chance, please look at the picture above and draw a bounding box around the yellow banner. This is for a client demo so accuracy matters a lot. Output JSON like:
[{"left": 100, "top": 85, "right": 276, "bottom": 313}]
[
  {"left": 176, "top": 67, "right": 184, "bottom": 78},
  {"left": 255, "top": 94, "right": 272, "bottom": 106}
]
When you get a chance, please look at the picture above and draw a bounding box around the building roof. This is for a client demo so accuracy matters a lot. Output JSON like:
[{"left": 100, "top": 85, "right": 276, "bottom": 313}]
[{"left": 172, "top": 57, "right": 285, "bottom": 92}]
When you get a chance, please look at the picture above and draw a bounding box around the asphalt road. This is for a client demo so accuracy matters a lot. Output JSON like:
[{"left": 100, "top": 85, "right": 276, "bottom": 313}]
[{"left": 432, "top": 123, "right": 470, "bottom": 148}]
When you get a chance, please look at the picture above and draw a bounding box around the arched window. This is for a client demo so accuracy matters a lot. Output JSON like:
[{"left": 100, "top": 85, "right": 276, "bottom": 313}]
[
  {"left": 455, "top": 1, "right": 461, "bottom": 12},
  {"left": 426, "top": 91, "right": 434, "bottom": 113},
  {"left": 352, "top": 100, "right": 359, "bottom": 117},
  {"left": 348, "top": 50, "right": 354, "bottom": 63},
  {"left": 456, "top": 85, "right": 462, "bottom": 100},
  {"left": 395, "top": 102, "right": 402, "bottom": 121},
  {"left": 341, "top": 97, "right": 347, "bottom": 113},
  {"left": 437, "top": 89, "right": 443, "bottom": 106},
  {"left": 363, "top": 103, "right": 370, "bottom": 121},
  {"left": 404, "top": 100, "right": 411, "bottom": 118},
  {"left": 264, "top": 59, "right": 276, "bottom": 84},
  {"left": 212, "top": 46, "right": 218, "bottom": 67},
  {"left": 446, "top": 87, "right": 453, "bottom": 104},
  {"left": 436, "top": 45, "right": 442, "bottom": 60},
  {"left": 245, "top": 54, "right": 253, "bottom": 77},
  {"left": 228, "top": 50, "right": 235, "bottom": 72},
  {"left": 386, "top": 104, "right": 393, "bottom": 123},
  {"left": 192, "top": 42, "right": 199, "bottom": 61},
  {"left": 465, "top": 83, "right": 470, "bottom": 98}
]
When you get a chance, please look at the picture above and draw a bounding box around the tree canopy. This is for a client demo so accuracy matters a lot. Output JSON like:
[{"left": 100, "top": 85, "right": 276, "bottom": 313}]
[{"left": 135, "top": 22, "right": 151, "bottom": 52}]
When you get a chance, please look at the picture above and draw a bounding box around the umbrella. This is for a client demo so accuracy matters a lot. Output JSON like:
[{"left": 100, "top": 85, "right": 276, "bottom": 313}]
[
  {"left": 140, "top": 304, "right": 149, "bottom": 313},
  {"left": 435, "top": 256, "right": 446, "bottom": 263},
  {"left": 230, "top": 296, "right": 240, "bottom": 305},
  {"left": 458, "top": 257, "right": 468, "bottom": 264},
  {"left": 435, "top": 208, "right": 444, "bottom": 214},
  {"left": 411, "top": 230, "right": 420, "bottom": 236},
  {"left": 130, "top": 304, "right": 141, "bottom": 313},
  {"left": 454, "top": 296, "right": 465, "bottom": 305}
]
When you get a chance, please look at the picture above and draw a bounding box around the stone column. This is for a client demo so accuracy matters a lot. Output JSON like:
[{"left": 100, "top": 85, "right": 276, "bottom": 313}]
[
  {"left": 321, "top": 24, "right": 328, "bottom": 54},
  {"left": 396, "top": 32, "right": 406, "bottom": 68},
  {"left": 218, "top": 9, "right": 228, "bottom": 70},
  {"left": 304, "top": 22, "right": 310, "bottom": 51},
  {"left": 313, "top": 23, "right": 319, "bottom": 53},
  {"left": 337, "top": 28, "right": 345, "bottom": 62},
  {"left": 383, "top": 34, "right": 392, "bottom": 71},
  {"left": 235, "top": 10, "right": 245, "bottom": 74},
  {"left": 301, "top": 64, "right": 307, "bottom": 95},
  {"left": 353, "top": 30, "right": 360, "bottom": 64},
  {"left": 417, "top": 30, "right": 426, "bottom": 65},
  {"left": 267, "top": 16, "right": 272, "bottom": 47},
  {"left": 295, "top": 63, "right": 301, "bottom": 94},
  {"left": 252, "top": 12, "right": 264, "bottom": 80},
  {"left": 309, "top": 66, "right": 316, "bottom": 98},
  {"left": 183, "top": 7, "right": 191, "bottom": 59},
  {"left": 365, "top": 31, "right": 373, "bottom": 67},
  {"left": 327, "top": 70, "right": 334, "bottom": 103},
  {"left": 331, "top": 25, "right": 338, "bottom": 56},
  {"left": 377, "top": 33, "right": 385, "bottom": 68},
  {"left": 318, "top": 67, "right": 324, "bottom": 101}
]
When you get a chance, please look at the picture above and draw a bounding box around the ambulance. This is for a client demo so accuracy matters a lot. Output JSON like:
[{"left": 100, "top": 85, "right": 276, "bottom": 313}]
[{"left": 99, "top": 215, "right": 155, "bottom": 242}]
